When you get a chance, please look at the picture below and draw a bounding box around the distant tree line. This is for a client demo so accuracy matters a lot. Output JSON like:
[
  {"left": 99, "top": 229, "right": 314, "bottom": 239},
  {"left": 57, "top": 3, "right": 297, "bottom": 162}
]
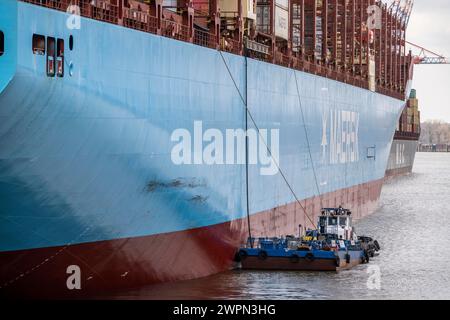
[{"left": 419, "top": 120, "right": 450, "bottom": 145}]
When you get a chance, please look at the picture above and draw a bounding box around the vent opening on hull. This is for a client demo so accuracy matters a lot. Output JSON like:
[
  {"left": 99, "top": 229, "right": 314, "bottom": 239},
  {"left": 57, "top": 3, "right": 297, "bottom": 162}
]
[
  {"left": 0, "top": 31, "right": 4, "bottom": 56},
  {"left": 32, "top": 34, "right": 45, "bottom": 55},
  {"left": 57, "top": 39, "right": 64, "bottom": 77},
  {"left": 46, "top": 37, "right": 55, "bottom": 77}
]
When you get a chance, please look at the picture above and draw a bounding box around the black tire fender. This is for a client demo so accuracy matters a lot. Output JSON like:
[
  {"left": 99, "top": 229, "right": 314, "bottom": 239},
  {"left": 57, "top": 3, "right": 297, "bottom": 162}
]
[
  {"left": 238, "top": 249, "right": 248, "bottom": 260},
  {"left": 345, "top": 253, "right": 351, "bottom": 264},
  {"left": 258, "top": 250, "right": 268, "bottom": 260},
  {"left": 335, "top": 256, "right": 341, "bottom": 267},
  {"left": 305, "top": 252, "right": 315, "bottom": 262},
  {"left": 374, "top": 240, "right": 381, "bottom": 251},
  {"left": 364, "top": 250, "right": 370, "bottom": 263}
]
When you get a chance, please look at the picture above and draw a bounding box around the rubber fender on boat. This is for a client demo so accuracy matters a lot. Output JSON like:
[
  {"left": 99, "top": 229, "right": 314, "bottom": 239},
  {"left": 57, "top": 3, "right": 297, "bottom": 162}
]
[
  {"left": 364, "top": 250, "right": 370, "bottom": 263},
  {"left": 258, "top": 250, "right": 268, "bottom": 260},
  {"left": 374, "top": 240, "right": 381, "bottom": 251},
  {"left": 238, "top": 249, "right": 247, "bottom": 260},
  {"left": 234, "top": 249, "right": 246, "bottom": 262},
  {"left": 305, "top": 252, "right": 315, "bottom": 262},
  {"left": 335, "top": 256, "right": 341, "bottom": 267},
  {"left": 345, "top": 253, "right": 351, "bottom": 264}
]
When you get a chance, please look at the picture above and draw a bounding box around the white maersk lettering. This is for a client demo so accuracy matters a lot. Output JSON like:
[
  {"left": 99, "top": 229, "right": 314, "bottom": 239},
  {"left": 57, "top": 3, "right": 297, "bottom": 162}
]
[{"left": 328, "top": 110, "right": 359, "bottom": 164}]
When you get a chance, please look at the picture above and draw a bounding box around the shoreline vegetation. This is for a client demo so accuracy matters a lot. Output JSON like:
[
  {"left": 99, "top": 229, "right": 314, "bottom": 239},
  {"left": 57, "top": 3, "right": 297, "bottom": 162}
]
[{"left": 418, "top": 120, "right": 450, "bottom": 152}]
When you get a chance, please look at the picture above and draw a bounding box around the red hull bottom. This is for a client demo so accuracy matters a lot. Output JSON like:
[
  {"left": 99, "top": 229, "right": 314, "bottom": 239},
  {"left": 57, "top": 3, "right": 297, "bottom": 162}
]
[{"left": 0, "top": 178, "right": 383, "bottom": 299}]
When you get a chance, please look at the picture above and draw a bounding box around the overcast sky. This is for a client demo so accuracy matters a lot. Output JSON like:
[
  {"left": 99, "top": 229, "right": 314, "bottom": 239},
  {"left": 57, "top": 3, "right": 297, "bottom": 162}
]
[{"left": 406, "top": 0, "right": 450, "bottom": 122}]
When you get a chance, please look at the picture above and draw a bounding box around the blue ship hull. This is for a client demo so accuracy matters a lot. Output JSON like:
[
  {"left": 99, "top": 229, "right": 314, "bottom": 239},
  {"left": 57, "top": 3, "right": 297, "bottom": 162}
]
[{"left": 0, "top": 1, "right": 404, "bottom": 297}]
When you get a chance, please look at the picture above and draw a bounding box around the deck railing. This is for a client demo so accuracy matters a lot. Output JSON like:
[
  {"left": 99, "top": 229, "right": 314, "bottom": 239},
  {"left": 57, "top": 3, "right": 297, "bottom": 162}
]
[
  {"left": 161, "top": 19, "right": 190, "bottom": 42},
  {"left": 91, "top": 0, "right": 118, "bottom": 24},
  {"left": 123, "top": 8, "right": 150, "bottom": 32},
  {"left": 220, "top": 38, "right": 241, "bottom": 55},
  {"left": 193, "top": 29, "right": 216, "bottom": 49}
]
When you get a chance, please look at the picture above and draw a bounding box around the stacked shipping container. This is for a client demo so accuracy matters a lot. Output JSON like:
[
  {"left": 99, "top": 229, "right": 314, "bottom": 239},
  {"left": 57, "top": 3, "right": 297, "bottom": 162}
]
[
  {"left": 21, "top": 0, "right": 413, "bottom": 100},
  {"left": 398, "top": 89, "right": 420, "bottom": 135}
]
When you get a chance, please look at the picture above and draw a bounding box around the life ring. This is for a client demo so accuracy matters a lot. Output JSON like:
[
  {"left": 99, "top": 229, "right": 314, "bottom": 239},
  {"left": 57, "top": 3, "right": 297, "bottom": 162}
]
[
  {"left": 305, "top": 252, "right": 315, "bottom": 262},
  {"left": 290, "top": 254, "right": 300, "bottom": 263},
  {"left": 258, "top": 250, "right": 268, "bottom": 260}
]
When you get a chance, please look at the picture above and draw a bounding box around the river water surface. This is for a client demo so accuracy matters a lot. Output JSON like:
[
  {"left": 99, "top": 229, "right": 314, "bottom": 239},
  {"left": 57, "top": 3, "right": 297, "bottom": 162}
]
[{"left": 112, "top": 152, "right": 450, "bottom": 300}]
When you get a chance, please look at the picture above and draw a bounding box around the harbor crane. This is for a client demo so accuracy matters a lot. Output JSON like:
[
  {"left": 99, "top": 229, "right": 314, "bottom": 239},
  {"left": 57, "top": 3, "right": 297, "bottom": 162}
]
[
  {"left": 389, "top": 0, "right": 414, "bottom": 28},
  {"left": 389, "top": 0, "right": 450, "bottom": 65},
  {"left": 406, "top": 41, "right": 450, "bottom": 65}
]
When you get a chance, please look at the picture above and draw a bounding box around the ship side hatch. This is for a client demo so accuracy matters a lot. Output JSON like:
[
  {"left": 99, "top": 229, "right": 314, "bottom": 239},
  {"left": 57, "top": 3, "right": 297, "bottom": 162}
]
[
  {"left": 32, "top": 34, "right": 45, "bottom": 55},
  {"left": 46, "top": 36, "right": 55, "bottom": 77},
  {"left": 56, "top": 38, "right": 64, "bottom": 77}
]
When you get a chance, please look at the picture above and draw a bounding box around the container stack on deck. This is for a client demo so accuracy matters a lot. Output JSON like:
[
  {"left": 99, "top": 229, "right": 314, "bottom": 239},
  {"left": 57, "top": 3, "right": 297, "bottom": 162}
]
[
  {"left": 397, "top": 88, "right": 420, "bottom": 136},
  {"left": 22, "top": 0, "right": 414, "bottom": 100}
]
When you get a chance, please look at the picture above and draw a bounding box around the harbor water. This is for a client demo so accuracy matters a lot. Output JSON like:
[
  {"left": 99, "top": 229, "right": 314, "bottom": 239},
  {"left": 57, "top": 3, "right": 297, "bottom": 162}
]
[{"left": 109, "top": 153, "right": 450, "bottom": 300}]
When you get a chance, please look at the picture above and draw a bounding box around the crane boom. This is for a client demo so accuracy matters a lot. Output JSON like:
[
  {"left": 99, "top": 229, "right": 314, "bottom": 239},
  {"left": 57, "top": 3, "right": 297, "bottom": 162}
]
[
  {"left": 415, "top": 57, "right": 450, "bottom": 65},
  {"left": 406, "top": 41, "right": 450, "bottom": 65}
]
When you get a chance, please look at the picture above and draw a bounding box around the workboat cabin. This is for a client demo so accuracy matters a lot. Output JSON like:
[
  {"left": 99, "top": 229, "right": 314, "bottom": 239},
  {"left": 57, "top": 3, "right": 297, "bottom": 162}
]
[{"left": 318, "top": 208, "right": 356, "bottom": 241}]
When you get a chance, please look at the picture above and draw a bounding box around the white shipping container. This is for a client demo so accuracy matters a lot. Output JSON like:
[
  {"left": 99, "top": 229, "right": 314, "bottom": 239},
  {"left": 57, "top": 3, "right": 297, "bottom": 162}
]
[
  {"left": 368, "top": 55, "right": 376, "bottom": 92},
  {"left": 219, "top": 0, "right": 256, "bottom": 20},
  {"left": 275, "top": 6, "right": 289, "bottom": 40},
  {"left": 276, "top": 0, "right": 289, "bottom": 9}
]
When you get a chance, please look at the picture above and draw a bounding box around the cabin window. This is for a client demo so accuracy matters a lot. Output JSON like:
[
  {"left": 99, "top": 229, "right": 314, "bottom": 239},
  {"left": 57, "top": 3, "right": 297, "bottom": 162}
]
[
  {"left": 328, "top": 217, "right": 338, "bottom": 226},
  {"left": 339, "top": 217, "right": 347, "bottom": 227},
  {"left": 32, "top": 34, "right": 45, "bottom": 55},
  {"left": 46, "top": 37, "right": 55, "bottom": 77},
  {"left": 319, "top": 216, "right": 327, "bottom": 227},
  {"left": 56, "top": 38, "right": 64, "bottom": 77},
  {"left": 0, "top": 31, "right": 4, "bottom": 56},
  {"left": 69, "top": 35, "right": 73, "bottom": 51}
]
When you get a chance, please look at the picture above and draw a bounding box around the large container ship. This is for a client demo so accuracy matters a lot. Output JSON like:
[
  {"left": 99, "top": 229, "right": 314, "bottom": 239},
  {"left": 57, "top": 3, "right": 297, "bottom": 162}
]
[
  {"left": 0, "top": 0, "right": 414, "bottom": 297},
  {"left": 386, "top": 89, "right": 420, "bottom": 177}
]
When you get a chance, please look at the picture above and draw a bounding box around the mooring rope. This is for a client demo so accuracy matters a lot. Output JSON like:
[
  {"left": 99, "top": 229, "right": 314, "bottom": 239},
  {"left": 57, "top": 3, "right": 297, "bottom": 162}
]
[{"left": 293, "top": 71, "right": 325, "bottom": 211}]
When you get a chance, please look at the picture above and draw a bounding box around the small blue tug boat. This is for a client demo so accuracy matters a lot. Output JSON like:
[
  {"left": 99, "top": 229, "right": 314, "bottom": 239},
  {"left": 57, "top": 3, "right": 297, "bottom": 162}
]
[{"left": 238, "top": 208, "right": 380, "bottom": 271}]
